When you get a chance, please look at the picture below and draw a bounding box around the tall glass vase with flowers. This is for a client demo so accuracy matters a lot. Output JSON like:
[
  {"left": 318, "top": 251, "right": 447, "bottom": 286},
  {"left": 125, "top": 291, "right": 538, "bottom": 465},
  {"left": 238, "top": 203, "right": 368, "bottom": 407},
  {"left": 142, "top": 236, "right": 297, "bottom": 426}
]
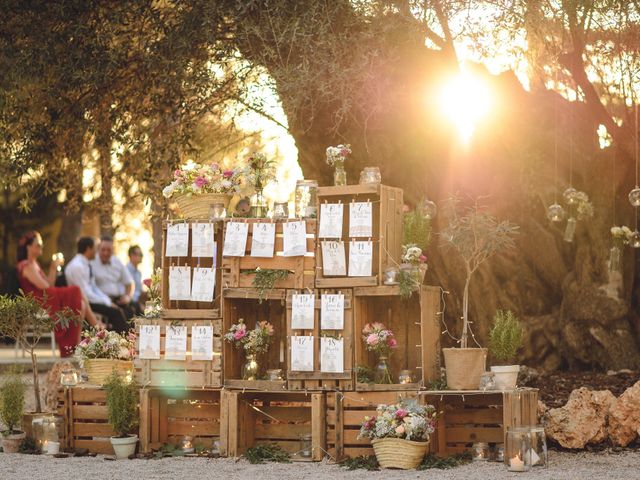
[
  {"left": 326, "top": 144, "right": 351, "bottom": 186},
  {"left": 224, "top": 319, "right": 275, "bottom": 380},
  {"left": 610, "top": 225, "right": 632, "bottom": 274},
  {"left": 362, "top": 323, "right": 397, "bottom": 384},
  {"left": 245, "top": 152, "right": 277, "bottom": 218}
]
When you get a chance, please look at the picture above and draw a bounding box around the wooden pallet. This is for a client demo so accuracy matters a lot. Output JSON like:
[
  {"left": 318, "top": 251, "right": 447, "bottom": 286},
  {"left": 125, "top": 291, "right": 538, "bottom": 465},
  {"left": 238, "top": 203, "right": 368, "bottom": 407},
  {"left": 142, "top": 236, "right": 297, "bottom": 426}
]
[
  {"left": 285, "top": 289, "right": 354, "bottom": 391},
  {"left": 222, "top": 390, "right": 326, "bottom": 461},
  {"left": 315, "top": 184, "right": 403, "bottom": 288},
  {"left": 420, "top": 389, "right": 539, "bottom": 456},
  {"left": 139, "top": 388, "right": 222, "bottom": 453},
  {"left": 353, "top": 285, "right": 441, "bottom": 390},
  {"left": 134, "top": 310, "right": 222, "bottom": 388},
  {"left": 326, "top": 390, "right": 421, "bottom": 460},
  {"left": 221, "top": 219, "right": 316, "bottom": 289}
]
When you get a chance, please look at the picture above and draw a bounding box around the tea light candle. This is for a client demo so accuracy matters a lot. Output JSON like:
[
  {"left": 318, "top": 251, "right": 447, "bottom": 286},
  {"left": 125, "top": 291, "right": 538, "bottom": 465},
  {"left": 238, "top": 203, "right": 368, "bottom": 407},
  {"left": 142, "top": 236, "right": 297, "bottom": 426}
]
[
  {"left": 509, "top": 455, "right": 525, "bottom": 472},
  {"left": 46, "top": 441, "right": 60, "bottom": 455},
  {"left": 180, "top": 435, "right": 194, "bottom": 453}
]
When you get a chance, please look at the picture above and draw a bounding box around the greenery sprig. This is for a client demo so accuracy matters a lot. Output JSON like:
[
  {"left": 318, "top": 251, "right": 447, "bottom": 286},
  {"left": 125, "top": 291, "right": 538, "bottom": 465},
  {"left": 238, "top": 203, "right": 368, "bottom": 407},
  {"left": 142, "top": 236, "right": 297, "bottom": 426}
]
[
  {"left": 247, "top": 268, "right": 290, "bottom": 303},
  {"left": 488, "top": 310, "right": 524, "bottom": 363},
  {"left": 244, "top": 444, "right": 291, "bottom": 464}
]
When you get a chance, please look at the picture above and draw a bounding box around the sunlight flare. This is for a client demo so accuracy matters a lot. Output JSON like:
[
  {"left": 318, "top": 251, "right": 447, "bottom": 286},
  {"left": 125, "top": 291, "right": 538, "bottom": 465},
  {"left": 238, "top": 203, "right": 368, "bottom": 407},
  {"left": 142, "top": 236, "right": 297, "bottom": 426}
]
[{"left": 439, "top": 71, "right": 491, "bottom": 143}]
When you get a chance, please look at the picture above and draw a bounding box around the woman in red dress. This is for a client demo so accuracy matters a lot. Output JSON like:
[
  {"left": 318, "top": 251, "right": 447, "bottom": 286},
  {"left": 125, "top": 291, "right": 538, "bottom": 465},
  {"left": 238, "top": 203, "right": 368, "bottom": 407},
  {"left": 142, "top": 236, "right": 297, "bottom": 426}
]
[{"left": 16, "top": 231, "right": 103, "bottom": 357}]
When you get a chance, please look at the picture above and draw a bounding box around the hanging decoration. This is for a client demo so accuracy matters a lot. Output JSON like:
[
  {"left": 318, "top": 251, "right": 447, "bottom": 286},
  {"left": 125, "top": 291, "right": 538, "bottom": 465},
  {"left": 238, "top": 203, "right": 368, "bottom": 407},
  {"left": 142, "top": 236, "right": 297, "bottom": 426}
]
[
  {"left": 547, "top": 74, "right": 566, "bottom": 223},
  {"left": 628, "top": 101, "right": 640, "bottom": 246}
]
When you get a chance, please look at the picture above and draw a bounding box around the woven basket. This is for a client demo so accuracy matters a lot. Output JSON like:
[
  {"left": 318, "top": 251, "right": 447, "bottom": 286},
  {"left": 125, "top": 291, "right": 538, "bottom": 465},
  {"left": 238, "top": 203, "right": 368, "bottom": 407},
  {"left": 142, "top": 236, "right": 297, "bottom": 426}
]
[
  {"left": 174, "top": 193, "right": 231, "bottom": 220},
  {"left": 443, "top": 348, "right": 487, "bottom": 390},
  {"left": 84, "top": 359, "right": 133, "bottom": 385},
  {"left": 372, "top": 437, "right": 429, "bottom": 469}
]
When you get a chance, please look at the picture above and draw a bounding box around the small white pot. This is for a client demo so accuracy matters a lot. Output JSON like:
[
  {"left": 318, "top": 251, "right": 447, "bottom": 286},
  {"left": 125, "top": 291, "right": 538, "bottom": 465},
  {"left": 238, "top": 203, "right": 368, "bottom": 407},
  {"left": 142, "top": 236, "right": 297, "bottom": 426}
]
[
  {"left": 490, "top": 365, "right": 520, "bottom": 390},
  {"left": 110, "top": 435, "right": 138, "bottom": 459}
]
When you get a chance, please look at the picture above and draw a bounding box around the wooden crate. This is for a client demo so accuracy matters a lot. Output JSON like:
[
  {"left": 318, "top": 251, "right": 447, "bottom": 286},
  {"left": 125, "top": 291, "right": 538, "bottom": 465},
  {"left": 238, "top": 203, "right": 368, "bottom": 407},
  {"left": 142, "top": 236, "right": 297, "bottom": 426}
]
[
  {"left": 134, "top": 309, "right": 222, "bottom": 388},
  {"left": 420, "top": 389, "right": 539, "bottom": 456},
  {"left": 326, "top": 390, "right": 421, "bottom": 460},
  {"left": 353, "top": 285, "right": 441, "bottom": 390},
  {"left": 221, "top": 218, "right": 316, "bottom": 289},
  {"left": 221, "top": 288, "right": 288, "bottom": 391},
  {"left": 285, "top": 289, "right": 354, "bottom": 391},
  {"left": 161, "top": 220, "right": 223, "bottom": 312},
  {"left": 222, "top": 390, "right": 326, "bottom": 461},
  {"left": 315, "top": 184, "right": 403, "bottom": 288},
  {"left": 139, "top": 387, "right": 222, "bottom": 453}
]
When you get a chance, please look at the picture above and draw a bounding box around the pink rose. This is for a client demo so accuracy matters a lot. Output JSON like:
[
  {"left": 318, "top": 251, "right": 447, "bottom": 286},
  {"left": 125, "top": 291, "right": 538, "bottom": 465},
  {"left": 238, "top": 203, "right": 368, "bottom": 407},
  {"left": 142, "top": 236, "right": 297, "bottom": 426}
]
[
  {"left": 234, "top": 330, "right": 247, "bottom": 340},
  {"left": 223, "top": 169, "right": 234, "bottom": 178},
  {"left": 395, "top": 409, "right": 407, "bottom": 420},
  {"left": 96, "top": 329, "right": 106, "bottom": 339},
  {"left": 388, "top": 338, "right": 398, "bottom": 348},
  {"left": 395, "top": 425, "right": 405, "bottom": 435},
  {"left": 173, "top": 169, "right": 182, "bottom": 178},
  {"left": 340, "top": 148, "right": 350, "bottom": 156},
  {"left": 366, "top": 334, "right": 379, "bottom": 346},
  {"left": 402, "top": 204, "right": 410, "bottom": 213},
  {"left": 419, "top": 254, "right": 427, "bottom": 263},
  {"left": 194, "top": 176, "right": 208, "bottom": 188},
  {"left": 80, "top": 338, "right": 90, "bottom": 346},
  {"left": 362, "top": 323, "right": 373, "bottom": 335}
]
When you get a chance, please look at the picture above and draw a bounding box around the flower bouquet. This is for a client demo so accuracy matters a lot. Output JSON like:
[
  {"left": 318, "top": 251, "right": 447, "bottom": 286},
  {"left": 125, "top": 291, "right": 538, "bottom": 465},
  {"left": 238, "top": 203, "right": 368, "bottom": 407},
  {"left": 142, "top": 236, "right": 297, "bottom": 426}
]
[
  {"left": 362, "top": 323, "right": 397, "bottom": 384},
  {"left": 398, "top": 244, "right": 427, "bottom": 298},
  {"left": 610, "top": 226, "right": 632, "bottom": 273},
  {"left": 75, "top": 329, "right": 136, "bottom": 385},
  {"left": 359, "top": 401, "right": 437, "bottom": 469},
  {"left": 245, "top": 152, "right": 277, "bottom": 217},
  {"left": 224, "top": 319, "right": 275, "bottom": 380},
  {"left": 326, "top": 144, "right": 351, "bottom": 186}
]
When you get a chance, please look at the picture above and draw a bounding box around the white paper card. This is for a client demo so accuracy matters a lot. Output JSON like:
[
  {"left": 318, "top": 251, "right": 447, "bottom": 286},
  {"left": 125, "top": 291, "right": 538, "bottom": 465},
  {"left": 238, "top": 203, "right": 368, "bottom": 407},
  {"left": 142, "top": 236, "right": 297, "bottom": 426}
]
[
  {"left": 283, "top": 221, "right": 307, "bottom": 256},
  {"left": 319, "top": 203, "right": 343, "bottom": 238},
  {"left": 191, "top": 325, "right": 213, "bottom": 360},
  {"left": 291, "top": 294, "right": 315, "bottom": 330},
  {"left": 191, "top": 223, "right": 215, "bottom": 257},
  {"left": 321, "top": 241, "right": 346, "bottom": 276},
  {"left": 165, "top": 223, "right": 189, "bottom": 257},
  {"left": 349, "top": 202, "right": 373, "bottom": 238},
  {"left": 348, "top": 241, "right": 373, "bottom": 277},
  {"left": 191, "top": 267, "right": 215, "bottom": 302},
  {"left": 168, "top": 266, "right": 191, "bottom": 301},
  {"left": 222, "top": 222, "right": 249, "bottom": 257},
  {"left": 321, "top": 294, "right": 344, "bottom": 330},
  {"left": 164, "top": 326, "right": 187, "bottom": 361},
  {"left": 321, "top": 337, "right": 344, "bottom": 373},
  {"left": 251, "top": 222, "right": 276, "bottom": 258},
  {"left": 290, "top": 336, "right": 314, "bottom": 372},
  {"left": 139, "top": 325, "right": 160, "bottom": 360}
]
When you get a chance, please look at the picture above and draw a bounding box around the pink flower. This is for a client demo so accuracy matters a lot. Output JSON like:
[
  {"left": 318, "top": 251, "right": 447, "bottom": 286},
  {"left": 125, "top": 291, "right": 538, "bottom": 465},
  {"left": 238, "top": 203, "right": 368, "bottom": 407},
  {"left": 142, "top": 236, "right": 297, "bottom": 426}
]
[
  {"left": 395, "top": 425, "right": 405, "bottom": 435},
  {"left": 388, "top": 338, "right": 398, "bottom": 348},
  {"left": 80, "top": 338, "right": 90, "bottom": 346},
  {"left": 395, "top": 409, "right": 407, "bottom": 420},
  {"left": 419, "top": 254, "right": 427, "bottom": 263},
  {"left": 96, "top": 329, "right": 106, "bottom": 339},
  {"left": 362, "top": 323, "right": 373, "bottom": 335},
  {"left": 340, "top": 148, "right": 350, "bottom": 157},
  {"left": 223, "top": 169, "right": 234, "bottom": 178},
  {"left": 371, "top": 322, "right": 386, "bottom": 332},
  {"left": 234, "top": 330, "right": 247, "bottom": 340},
  {"left": 366, "top": 334, "right": 379, "bottom": 346},
  {"left": 194, "top": 176, "right": 208, "bottom": 188},
  {"left": 173, "top": 169, "right": 183, "bottom": 178},
  {"left": 402, "top": 204, "right": 410, "bottom": 213}
]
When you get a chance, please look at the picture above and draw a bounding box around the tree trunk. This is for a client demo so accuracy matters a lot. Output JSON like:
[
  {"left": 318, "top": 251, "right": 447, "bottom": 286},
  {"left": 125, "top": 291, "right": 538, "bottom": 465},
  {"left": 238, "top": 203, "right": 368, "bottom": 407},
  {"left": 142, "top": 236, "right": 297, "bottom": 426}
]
[
  {"left": 461, "top": 276, "right": 470, "bottom": 349},
  {"left": 31, "top": 350, "right": 41, "bottom": 413},
  {"left": 96, "top": 119, "right": 114, "bottom": 237}
]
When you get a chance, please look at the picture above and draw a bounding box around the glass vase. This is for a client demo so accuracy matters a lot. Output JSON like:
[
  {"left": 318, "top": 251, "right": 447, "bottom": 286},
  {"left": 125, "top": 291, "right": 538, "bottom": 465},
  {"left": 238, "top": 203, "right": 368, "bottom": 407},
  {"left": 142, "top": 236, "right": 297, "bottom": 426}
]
[
  {"left": 609, "top": 245, "right": 622, "bottom": 273},
  {"left": 242, "top": 353, "right": 259, "bottom": 380},
  {"left": 374, "top": 355, "right": 393, "bottom": 384},
  {"left": 251, "top": 191, "right": 268, "bottom": 218},
  {"left": 333, "top": 160, "right": 347, "bottom": 186},
  {"left": 563, "top": 217, "right": 577, "bottom": 242},
  {"left": 295, "top": 180, "right": 318, "bottom": 218}
]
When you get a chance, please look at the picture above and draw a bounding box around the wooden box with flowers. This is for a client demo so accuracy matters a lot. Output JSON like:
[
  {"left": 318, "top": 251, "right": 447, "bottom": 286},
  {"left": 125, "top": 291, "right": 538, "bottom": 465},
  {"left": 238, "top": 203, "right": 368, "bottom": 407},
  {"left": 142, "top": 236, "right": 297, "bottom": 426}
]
[
  {"left": 75, "top": 329, "right": 136, "bottom": 386},
  {"left": 353, "top": 285, "right": 441, "bottom": 391}
]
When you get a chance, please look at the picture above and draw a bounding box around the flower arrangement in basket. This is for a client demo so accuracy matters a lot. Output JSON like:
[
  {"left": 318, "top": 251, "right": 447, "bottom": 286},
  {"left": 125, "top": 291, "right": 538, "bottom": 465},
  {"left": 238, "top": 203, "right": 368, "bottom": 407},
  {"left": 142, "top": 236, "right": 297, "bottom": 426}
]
[
  {"left": 359, "top": 401, "right": 437, "bottom": 469},
  {"left": 74, "top": 329, "right": 136, "bottom": 385},
  {"left": 362, "top": 323, "right": 397, "bottom": 384},
  {"left": 224, "top": 319, "right": 275, "bottom": 380},
  {"left": 326, "top": 144, "right": 351, "bottom": 186}
]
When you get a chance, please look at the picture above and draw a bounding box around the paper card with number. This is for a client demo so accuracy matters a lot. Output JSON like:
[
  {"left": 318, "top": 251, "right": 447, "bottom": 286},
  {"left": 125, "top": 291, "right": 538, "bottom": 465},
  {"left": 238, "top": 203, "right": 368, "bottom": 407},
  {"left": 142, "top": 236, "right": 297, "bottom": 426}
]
[
  {"left": 139, "top": 325, "right": 160, "bottom": 360},
  {"left": 251, "top": 222, "right": 276, "bottom": 258},
  {"left": 321, "top": 241, "right": 346, "bottom": 276},
  {"left": 282, "top": 220, "right": 307, "bottom": 257},
  {"left": 191, "top": 223, "right": 215, "bottom": 257},
  {"left": 191, "top": 325, "right": 213, "bottom": 360},
  {"left": 165, "top": 223, "right": 189, "bottom": 257},
  {"left": 222, "top": 222, "right": 249, "bottom": 257},
  {"left": 319, "top": 203, "right": 344, "bottom": 238},
  {"left": 348, "top": 240, "right": 373, "bottom": 277},
  {"left": 321, "top": 294, "right": 344, "bottom": 330},
  {"left": 165, "top": 326, "right": 187, "bottom": 360},
  {"left": 291, "top": 294, "right": 315, "bottom": 330},
  {"left": 320, "top": 337, "right": 344, "bottom": 373},
  {"left": 290, "top": 336, "right": 314, "bottom": 372},
  {"left": 349, "top": 202, "right": 373, "bottom": 238},
  {"left": 168, "top": 266, "right": 191, "bottom": 301},
  {"left": 191, "top": 267, "right": 215, "bottom": 302}
]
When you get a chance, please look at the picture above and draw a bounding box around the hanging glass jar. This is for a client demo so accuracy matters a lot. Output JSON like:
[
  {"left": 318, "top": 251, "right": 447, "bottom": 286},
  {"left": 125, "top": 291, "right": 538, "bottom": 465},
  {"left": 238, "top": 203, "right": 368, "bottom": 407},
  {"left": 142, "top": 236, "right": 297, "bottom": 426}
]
[
  {"left": 242, "top": 353, "right": 259, "bottom": 380},
  {"left": 546, "top": 203, "right": 565, "bottom": 222},
  {"left": 529, "top": 426, "right": 548, "bottom": 468},
  {"left": 295, "top": 180, "right": 318, "bottom": 218},
  {"left": 630, "top": 230, "right": 640, "bottom": 248},
  {"left": 60, "top": 367, "right": 78, "bottom": 386},
  {"left": 333, "top": 159, "right": 347, "bottom": 186},
  {"left": 609, "top": 245, "right": 622, "bottom": 273},
  {"left": 359, "top": 167, "right": 381, "bottom": 185},
  {"left": 628, "top": 187, "right": 640, "bottom": 207},
  {"left": 563, "top": 217, "right": 577, "bottom": 242},
  {"left": 420, "top": 199, "right": 437, "bottom": 220},
  {"left": 374, "top": 356, "right": 393, "bottom": 384},
  {"left": 504, "top": 427, "right": 532, "bottom": 472}
]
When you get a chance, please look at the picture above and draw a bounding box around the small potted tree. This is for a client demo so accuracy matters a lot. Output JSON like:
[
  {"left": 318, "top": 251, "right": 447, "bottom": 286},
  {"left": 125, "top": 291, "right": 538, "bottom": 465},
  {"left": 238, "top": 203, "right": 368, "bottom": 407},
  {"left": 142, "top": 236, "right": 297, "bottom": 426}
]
[
  {"left": 0, "top": 370, "right": 26, "bottom": 453},
  {"left": 104, "top": 373, "right": 139, "bottom": 459},
  {"left": 440, "top": 198, "right": 518, "bottom": 389},
  {"left": 488, "top": 310, "right": 524, "bottom": 390}
]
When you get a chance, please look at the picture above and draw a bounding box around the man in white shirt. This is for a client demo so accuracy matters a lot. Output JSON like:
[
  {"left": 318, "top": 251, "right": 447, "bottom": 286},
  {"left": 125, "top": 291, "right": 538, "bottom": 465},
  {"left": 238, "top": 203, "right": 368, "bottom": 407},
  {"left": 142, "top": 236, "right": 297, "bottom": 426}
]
[
  {"left": 65, "top": 237, "right": 129, "bottom": 333},
  {"left": 91, "top": 235, "right": 135, "bottom": 320}
]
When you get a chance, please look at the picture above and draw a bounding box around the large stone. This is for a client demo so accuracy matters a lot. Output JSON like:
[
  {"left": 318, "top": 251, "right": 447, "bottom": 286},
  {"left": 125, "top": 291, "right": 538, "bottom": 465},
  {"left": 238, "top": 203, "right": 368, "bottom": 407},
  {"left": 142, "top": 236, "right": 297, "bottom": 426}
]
[
  {"left": 44, "top": 360, "right": 74, "bottom": 411},
  {"left": 544, "top": 387, "right": 616, "bottom": 448},
  {"left": 608, "top": 381, "right": 640, "bottom": 447}
]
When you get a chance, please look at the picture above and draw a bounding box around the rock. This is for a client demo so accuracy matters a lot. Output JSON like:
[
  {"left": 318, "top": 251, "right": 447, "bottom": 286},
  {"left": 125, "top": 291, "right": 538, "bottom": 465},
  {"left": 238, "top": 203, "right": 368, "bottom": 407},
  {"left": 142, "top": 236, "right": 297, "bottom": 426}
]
[
  {"left": 520, "top": 314, "right": 562, "bottom": 371},
  {"left": 608, "top": 381, "right": 640, "bottom": 447},
  {"left": 537, "top": 400, "right": 548, "bottom": 422},
  {"left": 518, "top": 365, "right": 539, "bottom": 386},
  {"left": 544, "top": 387, "right": 616, "bottom": 448}
]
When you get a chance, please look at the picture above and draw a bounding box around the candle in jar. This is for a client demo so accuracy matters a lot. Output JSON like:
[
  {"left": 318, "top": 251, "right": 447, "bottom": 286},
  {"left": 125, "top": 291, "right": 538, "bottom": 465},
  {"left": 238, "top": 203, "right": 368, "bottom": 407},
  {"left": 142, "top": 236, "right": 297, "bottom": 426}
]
[
  {"left": 509, "top": 455, "right": 525, "bottom": 472},
  {"left": 46, "top": 441, "right": 60, "bottom": 455}
]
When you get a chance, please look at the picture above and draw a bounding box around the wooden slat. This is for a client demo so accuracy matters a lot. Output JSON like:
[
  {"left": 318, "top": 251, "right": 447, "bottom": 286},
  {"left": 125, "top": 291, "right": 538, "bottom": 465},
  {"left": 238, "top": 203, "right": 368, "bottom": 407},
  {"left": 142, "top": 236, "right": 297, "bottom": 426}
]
[
  {"left": 72, "top": 423, "right": 115, "bottom": 437},
  {"left": 254, "top": 423, "right": 309, "bottom": 440},
  {"left": 139, "top": 389, "right": 150, "bottom": 453},
  {"left": 72, "top": 406, "right": 108, "bottom": 420},
  {"left": 73, "top": 440, "right": 114, "bottom": 455},
  {"left": 70, "top": 388, "right": 107, "bottom": 403},
  {"left": 445, "top": 427, "right": 504, "bottom": 443},
  {"left": 166, "top": 420, "right": 220, "bottom": 437},
  {"left": 161, "top": 309, "right": 220, "bottom": 319},
  {"left": 312, "top": 393, "right": 326, "bottom": 461},
  {"left": 166, "top": 403, "right": 220, "bottom": 419},
  {"left": 446, "top": 408, "right": 503, "bottom": 425}
]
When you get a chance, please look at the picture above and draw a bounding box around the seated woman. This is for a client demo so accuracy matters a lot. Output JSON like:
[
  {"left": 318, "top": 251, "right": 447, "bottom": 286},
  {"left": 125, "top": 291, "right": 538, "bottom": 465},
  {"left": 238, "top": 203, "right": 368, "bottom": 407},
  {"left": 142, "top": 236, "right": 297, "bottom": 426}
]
[{"left": 16, "top": 231, "right": 103, "bottom": 357}]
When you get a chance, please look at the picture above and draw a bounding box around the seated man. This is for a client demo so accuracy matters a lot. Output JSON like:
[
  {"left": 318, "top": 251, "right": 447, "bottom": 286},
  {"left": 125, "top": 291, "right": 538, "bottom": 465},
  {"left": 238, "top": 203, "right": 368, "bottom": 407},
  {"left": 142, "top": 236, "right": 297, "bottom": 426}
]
[
  {"left": 126, "top": 245, "right": 144, "bottom": 316},
  {"left": 91, "top": 235, "right": 136, "bottom": 320},
  {"left": 65, "top": 236, "right": 129, "bottom": 333}
]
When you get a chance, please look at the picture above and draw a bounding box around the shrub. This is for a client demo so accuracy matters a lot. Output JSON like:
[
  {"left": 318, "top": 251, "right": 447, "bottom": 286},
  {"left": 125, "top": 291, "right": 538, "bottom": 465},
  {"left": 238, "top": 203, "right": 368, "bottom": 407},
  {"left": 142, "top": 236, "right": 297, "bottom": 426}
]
[
  {"left": 0, "top": 371, "right": 26, "bottom": 434},
  {"left": 488, "top": 310, "right": 524, "bottom": 363},
  {"left": 104, "top": 373, "right": 138, "bottom": 437}
]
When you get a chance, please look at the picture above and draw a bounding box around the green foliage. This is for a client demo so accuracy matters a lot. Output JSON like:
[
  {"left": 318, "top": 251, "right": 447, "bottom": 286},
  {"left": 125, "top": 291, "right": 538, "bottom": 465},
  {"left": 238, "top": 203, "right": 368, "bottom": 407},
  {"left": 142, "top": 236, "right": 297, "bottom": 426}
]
[
  {"left": 417, "top": 452, "right": 472, "bottom": 470},
  {"left": 0, "top": 370, "right": 26, "bottom": 433},
  {"left": 489, "top": 310, "right": 524, "bottom": 363},
  {"left": 403, "top": 208, "right": 431, "bottom": 250},
  {"left": 339, "top": 455, "right": 380, "bottom": 471},
  {"left": 355, "top": 365, "right": 374, "bottom": 384},
  {"left": 249, "top": 269, "right": 289, "bottom": 303},
  {"left": 244, "top": 443, "right": 291, "bottom": 464},
  {"left": 18, "top": 436, "right": 39, "bottom": 454},
  {"left": 398, "top": 269, "right": 418, "bottom": 300},
  {"left": 426, "top": 377, "right": 448, "bottom": 391},
  {"left": 104, "top": 374, "right": 138, "bottom": 438}
]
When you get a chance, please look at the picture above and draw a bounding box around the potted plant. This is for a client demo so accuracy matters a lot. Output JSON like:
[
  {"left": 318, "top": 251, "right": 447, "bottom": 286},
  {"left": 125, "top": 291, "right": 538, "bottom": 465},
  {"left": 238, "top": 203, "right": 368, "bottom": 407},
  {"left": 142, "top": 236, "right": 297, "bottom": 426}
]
[
  {"left": 104, "top": 373, "right": 139, "bottom": 459},
  {"left": 74, "top": 329, "right": 135, "bottom": 385},
  {"left": 0, "top": 370, "right": 26, "bottom": 453},
  {"left": 358, "top": 401, "right": 437, "bottom": 469},
  {"left": 361, "top": 323, "right": 397, "bottom": 384},
  {"left": 224, "top": 319, "right": 275, "bottom": 380},
  {"left": 488, "top": 310, "right": 524, "bottom": 390},
  {"left": 440, "top": 198, "right": 518, "bottom": 389}
]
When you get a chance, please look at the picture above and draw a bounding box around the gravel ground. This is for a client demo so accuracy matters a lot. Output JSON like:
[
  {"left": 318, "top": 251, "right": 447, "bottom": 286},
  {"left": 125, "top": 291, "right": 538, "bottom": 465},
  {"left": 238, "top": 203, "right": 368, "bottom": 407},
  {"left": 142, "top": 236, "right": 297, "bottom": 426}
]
[{"left": 1, "top": 450, "right": 639, "bottom": 480}]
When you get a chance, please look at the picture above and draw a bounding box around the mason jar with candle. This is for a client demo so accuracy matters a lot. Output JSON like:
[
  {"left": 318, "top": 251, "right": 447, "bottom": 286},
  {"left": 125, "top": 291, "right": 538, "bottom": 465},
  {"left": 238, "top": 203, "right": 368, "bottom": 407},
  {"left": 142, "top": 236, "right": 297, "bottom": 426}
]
[
  {"left": 295, "top": 180, "right": 318, "bottom": 218},
  {"left": 398, "top": 369, "right": 413, "bottom": 384},
  {"left": 471, "top": 442, "right": 490, "bottom": 461},
  {"left": 359, "top": 167, "right": 382, "bottom": 185},
  {"left": 505, "top": 427, "right": 532, "bottom": 472},
  {"left": 209, "top": 202, "right": 227, "bottom": 221},
  {"left": 529, "top": 426, "right": 548, "bottom": 468},
  {"left": 60, "top": 367, "right": 78, "bottom": 386},
  {"left": 273, "top": 202, "right": 289, "bottom": 219},
  {"left": 267, "top": 369, "right": 284, "bottom": 381},
  {"left": 298, "top": 433, "right": 312, "bottom": 458},
  {"left": 180, "top": 435, "right": 194, "bottom": 453}
]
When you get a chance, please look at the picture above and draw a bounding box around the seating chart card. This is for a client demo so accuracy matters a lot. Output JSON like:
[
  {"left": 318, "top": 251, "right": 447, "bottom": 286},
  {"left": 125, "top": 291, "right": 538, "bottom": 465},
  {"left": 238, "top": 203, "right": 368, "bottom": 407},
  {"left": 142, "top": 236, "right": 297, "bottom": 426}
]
[
  {"left": 319, "top": 203, "right": 343, "bottom": 238},
  {"left": 165, "top": 326, "right": 187, "bottom": 361},
  {"left": 321, "top": 337, "right": 344, "bottom": 373},
  {"left": 321, "top": 294, "right": 344, "bottom": 330},
  {"left": 348, "top": 241, "right": 373, "bottom": 277},
  {"left": 321, "top": 241, "right": 346, "bottom": 276},
  {"left": 222, "top": 222, "right": 249, "bottom": 257},
  {"left": 191, "top": 267, "right": 215, "bottom": 302},
  {"left": 168, "top": 266, "right": 191, "bottom": 301},
  {"left": 349, "top": 202, "right": 373, "bottom": 238},
  {"left": 191, "top": 223, "right": 215, "bottom": 257},
  {"left": 165, "top": 223, "right": 189, "bottom": 257},
  {"left": 139, "top": 325, "right": 160, "bottom": 360},
  {"left": 291, "top": 294, "right": 315, "bottom": 330},
  {"left": 191, "top": 325, "right": 213, "bottom": 360},
  {"left": 251, "top": 222, "right": 276, "bottom": 258},
  {"left": 290, "top": 336, "right": 314, "bottom": 371},
  {"left": 283, "top": 220, "right": 307, "bottom": 257}
]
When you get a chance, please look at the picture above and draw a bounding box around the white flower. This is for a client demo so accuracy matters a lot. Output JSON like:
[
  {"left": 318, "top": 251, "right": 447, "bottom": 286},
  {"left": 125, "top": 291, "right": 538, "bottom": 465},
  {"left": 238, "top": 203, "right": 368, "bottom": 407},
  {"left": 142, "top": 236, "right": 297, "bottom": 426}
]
[
  {"left": 182, "top": 161, "right": 196, "bottom": 171},
  {"left": 622, "top": 226, "right": 632, "bottom": 236},
  {"left": 162, "top": 182, "right": 176, "bottom": 198},
  {"left": 611, "top": 226, "right": 622, "bottom": 236}
]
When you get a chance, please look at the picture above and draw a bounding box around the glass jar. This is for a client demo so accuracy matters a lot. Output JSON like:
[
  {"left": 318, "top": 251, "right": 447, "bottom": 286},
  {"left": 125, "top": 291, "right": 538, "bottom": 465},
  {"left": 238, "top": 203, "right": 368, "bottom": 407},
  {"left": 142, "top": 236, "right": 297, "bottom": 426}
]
[
  {"left": 32, "top": 417, "right": 45, "bottom": 452},
  {"left": 60, "top": 368, "right": 78, "bottom": 386},
  {"left": 471, "top": 442, "right": 490, "bottom": 461},
  {"left": 359, "top": 167, "right": 381, "bottom": 185},
  {"left": 267, "top": 369, "right": 284, "bottom": 381},
  {"left": 504, "top": 427, "right": 532, "bottom": 472},
  {"left": 251, "top": 191, "right": 268, "bottom": 218},
  {"left": 563, "top": 217, "right": 577, "bottom": 242},
  {"left": 273, "top": 202, "right": 289, "bottom": 219},
  {"left": 609, "top": 245, "right": 622, "bottom": 273},
  {"left": 398, "top": 369, "right": 413, "bottom": 384},
  {"left": 479, "top": 372, "right": 496, "bottom": 391},
  {"left": 242, "top": 353, "right": 259, "bottom": 381},
  {"left": 299, "top": 433, "right": 312, "bottom": 458},
  {"left": 529, "top": 426, "right": 548, "bottom": 468},
  {"left": 42, "top": 416, "right": 61, "bottom": 454},
  {"left": 333, "top": 159, "right": 347, "bottom": 186},
  {"left": 374, "top": 356, "right": 393, "bottom": 384},
  {"left": 295, "top": 180, "right": 318, "bottom": 218},
  {"left": 492, "top": 443, "right": 505, "bottom": 462},
  {"left": 383, "top": 266, "right": 399, "bottom": 285},
  {"left": 209, "top": 203, "right": 227, "bottom": 220},
  {"left": 180, "top": 435, "right": 194, "bottom": 453}
]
